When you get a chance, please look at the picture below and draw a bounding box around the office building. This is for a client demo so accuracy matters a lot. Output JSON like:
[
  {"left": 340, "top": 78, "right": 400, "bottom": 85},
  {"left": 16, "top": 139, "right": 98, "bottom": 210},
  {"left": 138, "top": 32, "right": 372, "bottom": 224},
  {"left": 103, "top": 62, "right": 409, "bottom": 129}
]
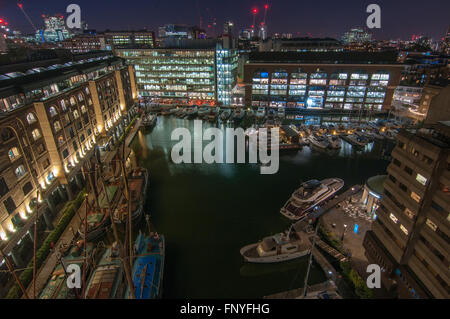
[
  {"left": 363, "top": 122, "right": 450, "bottom": 299},
  {"left": 35, "top": 15, "right": 71, "bottom": 43},
  {"left": 116, "top": 40, "right": 238, "bottom": 106},
  {"left": 61, "top": 34, "right": 106, "bottom": 53},
  {"left": 244, "top": 51, "right": 402, "bottom": 113},
  {"left": 342, "top": 27, "right": 372, "bottom": 44},
  {"left": 260, "top": 37, "right": 343, "bottom": 52},
  {"left": 104, "top": 31, "right": 155, "bottom": 50}
]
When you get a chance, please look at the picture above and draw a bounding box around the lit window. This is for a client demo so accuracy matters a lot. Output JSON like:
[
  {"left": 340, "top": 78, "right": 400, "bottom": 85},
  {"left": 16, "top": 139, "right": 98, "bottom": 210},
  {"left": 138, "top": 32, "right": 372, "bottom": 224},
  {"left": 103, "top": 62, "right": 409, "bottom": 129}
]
[
  {"left": 390, "top": 213, "right": 398, "bottom": 224},
  {"left": 404, "top": 208, "right": 415, "bottom": 220},
  {"left": 14, "top": 165, "right": 26, "bottom": 179},
  {"left": 416, "top": 174, "right": 427, "bottom": 186},
  {"left": 54, "top": 121, "right": 62, "bottom": 132},
  {"left": 31, "top": 129, "right": 41, "bottom": 141},
  {"left": 70, "top": 97, "right": 76, "bottom": 106},
  {"left": 73, "top": 110, "right": 80, "bottom": 119},
  {"left": 49, "top": 106, "right": 58, "bottom": 117},
  {"left": 26, "top": 113, "right": 36, "bottom": 124},
  {"left": 400, "top": 224, "right": 408, "bottom": 235},
  {"left": 8, "top": 147, "right": 20, "bottom": 161},
  {"left": 426, "top": 219, "right": 437, "bottom": 231},
  {"left": 410, "top": 192, "right": 421, "bottom": 203}
]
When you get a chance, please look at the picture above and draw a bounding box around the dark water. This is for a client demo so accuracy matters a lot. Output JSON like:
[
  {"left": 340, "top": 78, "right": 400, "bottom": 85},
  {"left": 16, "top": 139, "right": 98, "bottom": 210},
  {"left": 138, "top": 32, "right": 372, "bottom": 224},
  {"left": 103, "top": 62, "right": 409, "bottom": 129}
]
[{"left": 131, "top": 116, "right": 390, "bottom": 298}]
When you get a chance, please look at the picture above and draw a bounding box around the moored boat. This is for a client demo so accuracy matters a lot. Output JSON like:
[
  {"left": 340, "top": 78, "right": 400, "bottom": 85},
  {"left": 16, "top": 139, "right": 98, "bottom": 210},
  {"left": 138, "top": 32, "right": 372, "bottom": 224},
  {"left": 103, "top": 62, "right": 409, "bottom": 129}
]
[
  {"left": 280, "top": 178, "right": 344, "bottom": 221},
  {"left": 240, "top": 228, "right": 310, "bottom": 263},
  {"left": 125, "top": 231, "right": 165, "bottom": 299},
  {"left": 85, "top": 243, "right": 125, "bottom": 299},
  {"left": 113, "top": 168, "right": 148, "bottom": 225}
]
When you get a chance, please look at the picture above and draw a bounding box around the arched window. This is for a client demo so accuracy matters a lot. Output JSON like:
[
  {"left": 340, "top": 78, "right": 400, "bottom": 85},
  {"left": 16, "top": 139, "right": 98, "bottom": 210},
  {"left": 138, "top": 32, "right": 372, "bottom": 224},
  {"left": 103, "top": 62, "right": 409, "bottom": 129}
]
[
  {"left": 49, "top": 106, "right": 58, "bottom": 117},
  {"left": 73, "top": 110, "right": 80, "bottom": 119},
  {"left": 78, "top": 93, "right": 84, "bottom": 101},
  {"left": 14, "top": 165, "right": 26, "bottom": 179},
  {"left": 31, "top": 128, "right": 41, "bottom": 140},
  {"left": 70, "top": 97, "right": 76, "bottom": 106},
  {"left": 54, "top": 121, "right": 62, "bottom": 132},
  {"left": 80, "top": 105, "right": 87, "bottom": 114},
  {"left": 85, "top": 87, "right": 90, "bottom": 95},
  {"left": 60, "top": 99, "right": 67, "bottom": 112},
  {"left": 26, "top": 113, "right": 37, "bottom": 124},
  {"left": 88, "top": 98, "right": 93, "bottom": 106},
  {"left": 58, "top": 135, "right": 64, "bottom": 146},
  {"left": 8, "top": 147, "right": 20, "bottom": 161}
]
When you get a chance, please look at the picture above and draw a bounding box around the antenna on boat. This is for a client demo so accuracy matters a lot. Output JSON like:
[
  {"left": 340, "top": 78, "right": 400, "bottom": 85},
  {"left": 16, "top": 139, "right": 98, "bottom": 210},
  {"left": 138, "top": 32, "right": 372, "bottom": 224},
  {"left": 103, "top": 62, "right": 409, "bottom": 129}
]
[
  {"left": 120, "top": 147, "right": 134, "bottom": 271},
  {"left": 32, "top": 189, "right": 40, "bottom": 299},
  {"left": 302, "top": 222, "right": 319, "bottom": 297}
]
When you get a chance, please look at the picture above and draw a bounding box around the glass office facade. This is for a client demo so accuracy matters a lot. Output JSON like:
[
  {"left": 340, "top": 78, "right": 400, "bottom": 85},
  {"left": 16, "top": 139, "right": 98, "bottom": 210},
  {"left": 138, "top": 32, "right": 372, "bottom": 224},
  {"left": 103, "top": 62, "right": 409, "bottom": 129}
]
[
  {"left": 116, "top": 49, "right": 217, "bottom": 105},
  {"left": 216, "top": 49, "right": 238, "bottom": 106},
  {"left": 250, "top": 68, "right": 391, "bottom": 111}
]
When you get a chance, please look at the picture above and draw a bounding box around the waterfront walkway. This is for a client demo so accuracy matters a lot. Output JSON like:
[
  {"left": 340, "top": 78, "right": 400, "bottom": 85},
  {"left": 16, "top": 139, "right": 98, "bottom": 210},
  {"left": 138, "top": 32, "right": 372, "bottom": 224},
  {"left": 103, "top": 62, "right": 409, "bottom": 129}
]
[
  {"left": 314, "top": 237, "right": 347, "bottom": 262},
  {"left": 25, "top": 198, "right": 86, "bottom": 298}
]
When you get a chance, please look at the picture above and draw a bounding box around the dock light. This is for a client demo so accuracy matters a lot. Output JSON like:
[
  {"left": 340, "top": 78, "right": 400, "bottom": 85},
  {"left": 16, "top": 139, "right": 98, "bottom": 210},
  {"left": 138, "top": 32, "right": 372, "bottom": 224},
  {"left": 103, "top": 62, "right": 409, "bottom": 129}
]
[
  {"left": 97, "top": 125, "right": 103, "bottom": 133},
  {"left": 328, "top": 271, "right": 333, "bottom": 275},
  {"left": 40, "top": 180, "right": 46, "bottom": 190},
  {"left": 0, "top": 230, "right": 7, "bottom": 241},
  {"left": 52, "top": 167, "right": 59, "bottom": 177},
  {"left": 19, "top": 211, "right": 28, "bottom": 220},
  {"left": 26, "top": 204, "right": 32, "bottom": 213},
  {"left": 8, "top": 223, "right": 16, "bottom": 233}
]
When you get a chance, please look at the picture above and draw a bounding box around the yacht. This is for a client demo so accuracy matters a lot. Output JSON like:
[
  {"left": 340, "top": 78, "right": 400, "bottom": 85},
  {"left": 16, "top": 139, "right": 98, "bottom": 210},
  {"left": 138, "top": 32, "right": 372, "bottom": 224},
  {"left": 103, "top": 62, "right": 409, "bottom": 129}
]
[
  {"left": 256, "top": 107, "right": 266, "bottom": 119},
  {"left": 277, "top": 108, "right": 285, "bottom": 119},
  {"left": 233, "top": 108, "right": 245, "bottom": 121},
  {"left": 341, "top": 134, "right": 369, "bottom": 148},
  {"left": 185, "top": 106, "right": 198, "bottom": 119},
  {"left": 220, "top": 109, "right": 231, "bottom": 121},
  {"left": 240, "top": 227, "right": 310, "bottom": 263},
  {"left": 198, "top": 106, "right": 210, "bottom": 119},
  {"left": 207, "top": 107, "right": 220, "bottom": 123},
  {"left": 327, "top": 135, "right": 342, "bottom": 149},
  {"left": 280, "top": 178, "right": 344, "bottom": 221},
  {"left": 246, "top": 109, "right": 255, "bottom": 118},
  {"left": 308, "top": 134, "right": 330, "bottom": 149},
  {"left": 142, "top": 114, "right": 157, "bottom": 129}
]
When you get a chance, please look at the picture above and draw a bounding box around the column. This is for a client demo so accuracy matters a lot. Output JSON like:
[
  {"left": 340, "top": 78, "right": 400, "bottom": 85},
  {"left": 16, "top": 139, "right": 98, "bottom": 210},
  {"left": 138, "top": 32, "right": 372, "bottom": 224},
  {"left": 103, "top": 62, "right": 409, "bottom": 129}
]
[
  {"left": 42, "top": 206, "right": 54, "bottom": 230},
  {"left": 10, "top": 250, "right": 24, "bottom": 268}
]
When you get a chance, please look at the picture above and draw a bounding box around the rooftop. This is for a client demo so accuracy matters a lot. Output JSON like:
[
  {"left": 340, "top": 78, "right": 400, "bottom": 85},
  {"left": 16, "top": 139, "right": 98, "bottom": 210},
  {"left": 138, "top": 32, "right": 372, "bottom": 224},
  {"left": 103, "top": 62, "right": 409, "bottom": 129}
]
[
  {"left": 248, "top": 51, "right": 400, "bottom": 65},
  {"left": 366, "top": 175, "right": 387, "bottom": 197}
]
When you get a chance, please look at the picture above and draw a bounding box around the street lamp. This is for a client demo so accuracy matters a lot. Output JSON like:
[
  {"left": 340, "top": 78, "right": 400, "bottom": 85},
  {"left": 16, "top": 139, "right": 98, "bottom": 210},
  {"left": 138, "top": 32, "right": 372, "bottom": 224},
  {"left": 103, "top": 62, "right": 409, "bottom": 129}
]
[{"left": 341, "top": 224, "right": 348, "bottom": 242}]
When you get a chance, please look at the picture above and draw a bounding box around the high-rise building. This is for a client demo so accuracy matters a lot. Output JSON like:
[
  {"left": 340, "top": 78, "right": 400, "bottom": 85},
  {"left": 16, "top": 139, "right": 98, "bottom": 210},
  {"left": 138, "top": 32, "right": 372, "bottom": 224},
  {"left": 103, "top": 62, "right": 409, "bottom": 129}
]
[
  {"left": 35, "top": 15, "right": 71, "bottom": 43},
  {"left": 244, "top": 51, "right": 402, "bottom": 113},
  {"left": 104, "top": 31, "right": 155, "bottom": 50},
  {"left": 62, "top": 34, "right": 106, "bottom": 53},
  {"left": 342, "top": 27, "right": 372, "bottom": 44},
  {"left": 363, "top": 122, "right": 450, "bottom": 299},
  {"left": 260, "top": 37, "right": 343, "bottom": 52},
  {"left": 0, "top": 54, "right": 137, "bottom": 281},
  {"left": 216, "top": 43, "right": 238, "bottom": 106},
  {"left": 223, "top": 21, "right": 235, "bottom": 36}
]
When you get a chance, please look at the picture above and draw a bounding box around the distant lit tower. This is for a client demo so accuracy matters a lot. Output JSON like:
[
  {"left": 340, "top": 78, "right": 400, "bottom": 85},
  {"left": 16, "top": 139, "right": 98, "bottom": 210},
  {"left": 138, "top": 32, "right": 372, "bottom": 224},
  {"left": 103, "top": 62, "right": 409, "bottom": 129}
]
[
  {"left": 36, "top": 14, "right": 71, "bottom": 43},
  {"left": 223, "top": 21, "right": 234, "bottom": 36},
  {"left": 251, "top": 7, "right": 258, "bottom": 38},
  {"left": 258, "top": 3, "right": 269, "bottom": 40}
]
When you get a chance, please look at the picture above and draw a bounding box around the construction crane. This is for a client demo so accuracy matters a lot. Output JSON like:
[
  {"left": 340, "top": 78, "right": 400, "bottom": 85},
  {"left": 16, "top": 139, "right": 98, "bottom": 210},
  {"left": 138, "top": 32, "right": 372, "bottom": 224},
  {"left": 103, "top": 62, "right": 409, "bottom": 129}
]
[
  {"left": 262, "top": 3, "right": 269, "bottom": 26},
  {"left": 17, "top": 1, "right": 38, "bottom": 32},
  {"left": 17, "top": 1, "right": 45, "bottom": 42}
]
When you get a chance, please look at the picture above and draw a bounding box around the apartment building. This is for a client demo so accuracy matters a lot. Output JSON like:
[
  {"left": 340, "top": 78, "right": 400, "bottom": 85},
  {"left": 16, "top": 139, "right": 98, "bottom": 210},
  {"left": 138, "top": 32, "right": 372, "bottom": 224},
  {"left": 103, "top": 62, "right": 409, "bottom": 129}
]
[
  {"left": 363, "top": 122, "right": 450, "bottom": 299},
  {"left": 0, "top": 54, "right": 137, "bottom": 284}
]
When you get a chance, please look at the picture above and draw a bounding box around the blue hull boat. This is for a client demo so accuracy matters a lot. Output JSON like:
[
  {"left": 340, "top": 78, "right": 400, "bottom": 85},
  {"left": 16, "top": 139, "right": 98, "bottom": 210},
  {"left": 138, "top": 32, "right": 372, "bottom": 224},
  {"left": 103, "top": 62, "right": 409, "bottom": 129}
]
[{"left": 127, "top": 232, "right": 165, "bottom": 299}]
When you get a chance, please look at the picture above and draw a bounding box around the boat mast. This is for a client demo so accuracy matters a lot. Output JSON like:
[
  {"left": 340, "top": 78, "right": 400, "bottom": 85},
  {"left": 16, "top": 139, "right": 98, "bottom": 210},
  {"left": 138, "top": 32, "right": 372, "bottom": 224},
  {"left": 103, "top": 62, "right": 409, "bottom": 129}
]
[
  {"left": 0, "top": 248, "right": 29, "bottom": 298},
  {"left": 120, "top": 145, "right": 133, "bottom": 270},
  {"left": 303, "top": 222, "right": 319, "bottom": 297},
  {"left": 32, "top": 190, "right": 39, "bottom": 299},
  {"left": 97, "top": 163, "right": 135, "bottom": 299},
  {"left": 81, "top": 165, "right": 90, "bottom": 298}
]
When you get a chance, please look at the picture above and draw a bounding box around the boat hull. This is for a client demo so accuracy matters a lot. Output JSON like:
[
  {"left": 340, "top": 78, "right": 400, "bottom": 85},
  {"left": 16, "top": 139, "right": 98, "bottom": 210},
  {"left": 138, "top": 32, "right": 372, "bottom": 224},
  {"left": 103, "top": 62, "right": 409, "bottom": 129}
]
[{"left": 240, "top": 243, "right": 309, "bottom": 263}]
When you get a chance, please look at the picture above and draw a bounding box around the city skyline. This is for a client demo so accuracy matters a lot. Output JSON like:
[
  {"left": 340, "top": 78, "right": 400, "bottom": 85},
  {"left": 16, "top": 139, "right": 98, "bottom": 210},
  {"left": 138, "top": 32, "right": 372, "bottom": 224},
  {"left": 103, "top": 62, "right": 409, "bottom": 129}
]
[{"left": 1, "top": 0, "right": 449, "bottom": 40}]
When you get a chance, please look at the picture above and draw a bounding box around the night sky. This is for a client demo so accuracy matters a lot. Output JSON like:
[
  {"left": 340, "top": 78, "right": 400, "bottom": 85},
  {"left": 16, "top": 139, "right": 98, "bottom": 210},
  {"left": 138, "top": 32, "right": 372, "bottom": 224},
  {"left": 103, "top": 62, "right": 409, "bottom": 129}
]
[{"left": 1, "top": 0, "right": 449, "bottom": 40}]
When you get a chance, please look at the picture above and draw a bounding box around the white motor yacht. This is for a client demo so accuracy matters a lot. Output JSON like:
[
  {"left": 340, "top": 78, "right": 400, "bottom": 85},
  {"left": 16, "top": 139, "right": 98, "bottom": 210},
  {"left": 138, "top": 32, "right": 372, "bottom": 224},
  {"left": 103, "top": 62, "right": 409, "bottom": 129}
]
[{"left": 280, "top": 178, "right": 344, "bottom": 221}]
